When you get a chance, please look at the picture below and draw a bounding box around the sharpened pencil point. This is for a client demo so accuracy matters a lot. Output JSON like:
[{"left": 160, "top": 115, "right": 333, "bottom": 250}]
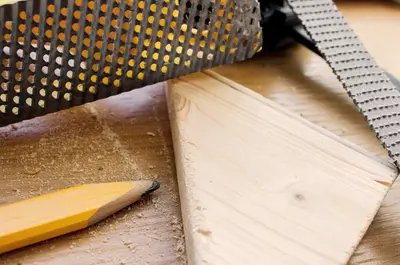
[
  {"left": 0, "top": 180, "right": 161, "bottom": 254},
  {"left": 142, "top": 181, "right": 160, "bottom": 197}
]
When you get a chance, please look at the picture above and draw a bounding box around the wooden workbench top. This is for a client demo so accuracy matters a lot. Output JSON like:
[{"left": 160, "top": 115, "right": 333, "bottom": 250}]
[{"left": 1, "top": 1, "right": 400, "bottom": 264}]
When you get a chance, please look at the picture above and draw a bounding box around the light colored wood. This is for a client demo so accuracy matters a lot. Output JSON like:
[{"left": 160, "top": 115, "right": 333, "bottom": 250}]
[
  {"left": 212, "top": 2, "right": 400, "bottom": 264},
  {"left": 0, "top": 83, "right": 185, "bottom": 265},
  {"left": 167, "top": 70, "right": 397, "bottom": 265},
  {"left": 339, "top": 2, "right": 400, "bottom": 264},
  {"left": 0, "top": 180, "right": 158, "bottom": 254},
  {"left": 213, "top": 1, "right": 400, "bottom": 160},
  {"left": 0, "top": 1, "right": 399, "bottom": 264}
]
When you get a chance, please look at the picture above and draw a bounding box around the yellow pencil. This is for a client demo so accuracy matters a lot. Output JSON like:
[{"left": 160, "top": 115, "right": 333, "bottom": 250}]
[{"left": 0, "top": 180, "right": 160, "bottom": 254}]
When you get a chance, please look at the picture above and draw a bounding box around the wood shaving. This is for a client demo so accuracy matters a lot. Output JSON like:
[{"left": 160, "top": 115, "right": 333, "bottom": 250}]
[
  {"left": 23, "top": 167, "right": 41, "bottom": 175},
  {"left": 137, "top": 213, "right": 144, "bottom": 218}
]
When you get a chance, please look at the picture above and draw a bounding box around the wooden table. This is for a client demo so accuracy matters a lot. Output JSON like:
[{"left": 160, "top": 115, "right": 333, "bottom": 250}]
[{"left": 1, "top": 1, "right": 400, "bottom": 264}]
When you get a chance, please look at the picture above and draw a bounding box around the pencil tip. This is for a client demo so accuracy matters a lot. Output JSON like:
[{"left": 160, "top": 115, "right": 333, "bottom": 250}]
[{"left": 141, "top": 181, "right": 160, "bottom": 197}]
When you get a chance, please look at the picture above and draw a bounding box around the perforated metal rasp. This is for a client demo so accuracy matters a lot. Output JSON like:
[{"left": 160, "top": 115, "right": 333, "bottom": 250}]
[
  {"left": 286, "top": 0, "right": 400, "bottom": 167},
  {"left": 0, "top": 0, "right": 263, "bottom": 126}
]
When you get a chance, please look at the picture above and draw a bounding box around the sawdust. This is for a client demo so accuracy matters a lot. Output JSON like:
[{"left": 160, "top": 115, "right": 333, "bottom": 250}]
[
  {"left": 146, "top": 132, "right": 156, "bottom": 137},
  {"left": 197, "top": 228, "right": 212, "bottom": 236},
  {"left": 175, "top": 239, "right": 186, "bottom": 257},
  {"left": 170, "top": 215, "right": 186, "bottom": 261},
  {"left": 137, "top": 213, "right": 144, "bottom": 218},
  {"left": 23, "top": 167, "right": 41, "bottom": 175},
  {"left": 124, "top": 241, "right": 136, "bottom": 251},
  {"left": 151, "top": 197, "right": 160, "bottom": 209},
  {"left": 0, "top": 87, "right": 186, "bottom": 265},
  {"left": 85, "top": 105, "right": 143, "bottom": 177}
]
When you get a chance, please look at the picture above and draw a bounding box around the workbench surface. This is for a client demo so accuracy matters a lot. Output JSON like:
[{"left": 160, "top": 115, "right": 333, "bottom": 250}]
[{"left": 1, "top": 1, "right": 400, "bottom": 264}]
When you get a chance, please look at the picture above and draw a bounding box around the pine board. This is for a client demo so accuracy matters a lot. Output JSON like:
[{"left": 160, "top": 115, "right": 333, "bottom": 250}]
[
  {"left": 167, "top": 70, "right": 398, "bottom": 265},
  {"left": 212, "top": 3, "right": 400, "bottom": 263}
]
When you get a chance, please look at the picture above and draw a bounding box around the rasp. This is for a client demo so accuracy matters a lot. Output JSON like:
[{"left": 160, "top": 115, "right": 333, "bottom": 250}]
[
  {"left": 0, "top": 0, "right": 399, "bottom": 167},
  {"left": 285, "top": 0, "right": 400, "bottom": 168}
]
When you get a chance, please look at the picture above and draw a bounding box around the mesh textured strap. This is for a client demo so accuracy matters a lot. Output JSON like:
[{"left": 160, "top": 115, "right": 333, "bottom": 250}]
[{"left": 287, "top": 0, "right": 400, "bottom": 167}]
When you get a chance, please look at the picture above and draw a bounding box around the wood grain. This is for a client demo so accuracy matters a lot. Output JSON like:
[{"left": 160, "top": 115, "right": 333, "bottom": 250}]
[
  {"left": 213, "top": 1, "right": 400, "bottom": 159},
  {"left": 167, "top": 70, "right": 397, "bottom": 265},
  {"left": 213, "top": 2, "right": 400, "bottom": 264},
  {"left": 0, "top": 1, "right": 398, "bottom": 264},
  {"left": 340, "top": 2, "right": 400, "bottom": 264},
  {"left": 0, "top": 84, "right": 185, "bottom": 265}
]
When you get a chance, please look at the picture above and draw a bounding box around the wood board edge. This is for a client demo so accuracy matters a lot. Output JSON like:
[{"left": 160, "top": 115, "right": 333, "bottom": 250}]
[{"left": 166, "top": 71, "right": 398, "bottom": 265}]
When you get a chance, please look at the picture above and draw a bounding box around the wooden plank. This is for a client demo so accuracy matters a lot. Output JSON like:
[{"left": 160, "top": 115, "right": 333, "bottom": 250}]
[
  {"left": 0, "top": 83, "right": 186, "bottom": 265},
  {"left": 0, "top": 2, "right": 397, "bottom": 264},
  {"left": 213, "top": 3, "right": 400, "bottom": 264},
  {"left": 337, "top": 3, "right": 400, "bottom": 264},
  {"left": 167, "top": 70, "right": 398, "bottom": 265}
]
